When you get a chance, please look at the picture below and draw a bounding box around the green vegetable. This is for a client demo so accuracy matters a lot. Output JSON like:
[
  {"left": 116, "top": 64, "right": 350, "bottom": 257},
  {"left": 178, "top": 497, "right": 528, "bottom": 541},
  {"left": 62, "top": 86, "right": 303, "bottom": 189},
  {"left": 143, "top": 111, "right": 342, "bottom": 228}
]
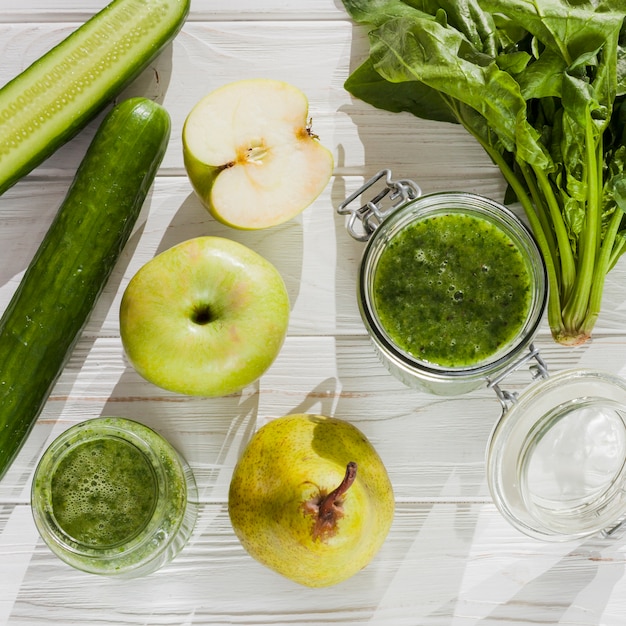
[
  {"left": 341, "top": 0, "right": 626, "bottom": 345},
  {"left": 0, "top": 0, "right": 189, "bottom": 196},
  {"left": 0, "top": 97, "right": 171, "bottom": 481}
]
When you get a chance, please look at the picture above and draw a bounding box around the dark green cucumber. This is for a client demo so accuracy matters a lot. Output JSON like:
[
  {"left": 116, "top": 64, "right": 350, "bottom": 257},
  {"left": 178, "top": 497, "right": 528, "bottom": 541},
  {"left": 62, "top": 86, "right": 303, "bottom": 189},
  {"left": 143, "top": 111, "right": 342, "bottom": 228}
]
[
  {"left": 0, "top": 0, "right": 189, "bottom": 196},
  {"left": 0, "top": 97, "right": 171, "bottom": 481}
]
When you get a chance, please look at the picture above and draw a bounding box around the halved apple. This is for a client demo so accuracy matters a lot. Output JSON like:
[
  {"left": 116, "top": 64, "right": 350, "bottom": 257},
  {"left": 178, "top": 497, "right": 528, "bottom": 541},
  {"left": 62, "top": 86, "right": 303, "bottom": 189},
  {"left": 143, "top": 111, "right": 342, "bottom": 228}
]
[{"left": 182, "top": 79, "right": 334, "bottom": 230}]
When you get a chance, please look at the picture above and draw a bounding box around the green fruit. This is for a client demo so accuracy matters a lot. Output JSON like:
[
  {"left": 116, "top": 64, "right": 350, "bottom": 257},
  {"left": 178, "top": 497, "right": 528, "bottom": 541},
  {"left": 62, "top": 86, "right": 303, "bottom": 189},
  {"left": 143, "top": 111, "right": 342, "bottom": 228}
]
[
  {"left": 119, "top": 236, "right": 290, "bottom": 397},
  {"left": 182, "top": 78, "right": 334, "bottom": 230},
  {"left": 228, "top": 414, "right": 395, "bottom": 587}
]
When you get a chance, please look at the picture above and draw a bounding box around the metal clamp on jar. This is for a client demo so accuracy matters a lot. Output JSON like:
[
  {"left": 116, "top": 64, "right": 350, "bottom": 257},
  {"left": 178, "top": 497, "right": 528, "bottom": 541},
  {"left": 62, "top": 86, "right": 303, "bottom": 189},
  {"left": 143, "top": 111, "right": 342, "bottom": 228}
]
[{"left": 339, "top": 170, "right": 626, "bottom": 543}]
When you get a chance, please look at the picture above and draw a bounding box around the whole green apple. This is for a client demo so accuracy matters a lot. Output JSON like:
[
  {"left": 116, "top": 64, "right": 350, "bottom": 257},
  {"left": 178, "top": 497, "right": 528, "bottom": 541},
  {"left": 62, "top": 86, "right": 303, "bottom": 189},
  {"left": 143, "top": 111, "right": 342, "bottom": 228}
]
[
  {"left": 228, "top": 414, "right": 395, "bottom": 587},
  {"left": 119, "top": 236, "right": 290, "bottom": 396},
  {"left": 183, "top": 78, "right": 334, "bottom": 230}
]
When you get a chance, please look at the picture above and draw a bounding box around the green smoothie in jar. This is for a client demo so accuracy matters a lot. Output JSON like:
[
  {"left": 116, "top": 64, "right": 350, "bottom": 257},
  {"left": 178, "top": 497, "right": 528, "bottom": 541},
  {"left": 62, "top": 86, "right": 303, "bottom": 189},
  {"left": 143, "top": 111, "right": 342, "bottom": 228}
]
[
  {"left": 373, "top": 212, "right": 533, "bottom": 368},
  {"left": 32, "top": 417, "right": 197, "bottom": 577}
]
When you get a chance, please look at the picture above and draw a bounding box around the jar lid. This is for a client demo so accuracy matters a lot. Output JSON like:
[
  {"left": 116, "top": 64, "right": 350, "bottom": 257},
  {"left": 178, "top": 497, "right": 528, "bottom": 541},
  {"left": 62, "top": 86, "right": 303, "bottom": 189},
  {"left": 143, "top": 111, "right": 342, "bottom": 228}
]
[{"left": 487, "top": 369, "right": 626, "bottom": 541}]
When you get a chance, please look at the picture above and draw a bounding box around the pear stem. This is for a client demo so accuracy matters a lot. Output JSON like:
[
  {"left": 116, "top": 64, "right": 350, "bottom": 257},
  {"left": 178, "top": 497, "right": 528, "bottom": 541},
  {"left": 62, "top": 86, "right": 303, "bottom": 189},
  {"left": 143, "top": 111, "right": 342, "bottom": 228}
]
[{"left": 311, "top": 462, "right": 357, "bottom": 540}]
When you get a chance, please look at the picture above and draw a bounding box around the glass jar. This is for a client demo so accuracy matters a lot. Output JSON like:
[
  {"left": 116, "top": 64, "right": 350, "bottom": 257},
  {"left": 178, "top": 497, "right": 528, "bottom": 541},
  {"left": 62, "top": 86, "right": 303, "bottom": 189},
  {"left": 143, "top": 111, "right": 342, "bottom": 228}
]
[
  {"left": 340, "top": 170, "right": 626, "bottom": 541},
  {"left": 340, "top": 170, "right": 547, "bottom": 396},
  {"left": 487, "top": 369, "right": 626, "bottom": 541},
  {"left": 31, "top": 417, "right": 198, "bottom": 577}
]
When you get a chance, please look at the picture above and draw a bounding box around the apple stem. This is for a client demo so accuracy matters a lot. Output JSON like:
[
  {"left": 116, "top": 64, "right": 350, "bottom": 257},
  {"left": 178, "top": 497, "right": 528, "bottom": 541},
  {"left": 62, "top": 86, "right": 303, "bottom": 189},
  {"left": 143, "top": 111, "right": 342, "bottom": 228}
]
[{"left": 311, "top": 462, "right": 357, "bottom": 540}]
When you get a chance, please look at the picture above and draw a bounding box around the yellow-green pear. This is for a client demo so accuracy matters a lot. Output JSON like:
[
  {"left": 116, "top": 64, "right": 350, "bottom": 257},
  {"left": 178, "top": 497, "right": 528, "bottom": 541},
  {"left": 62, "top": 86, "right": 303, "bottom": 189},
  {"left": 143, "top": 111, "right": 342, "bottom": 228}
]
[
  {"left": 228, "top": 414, "right": 395, "bottom": 587},
  {"left": 182, "top": 78, "right": 334, "bottom": 230}
]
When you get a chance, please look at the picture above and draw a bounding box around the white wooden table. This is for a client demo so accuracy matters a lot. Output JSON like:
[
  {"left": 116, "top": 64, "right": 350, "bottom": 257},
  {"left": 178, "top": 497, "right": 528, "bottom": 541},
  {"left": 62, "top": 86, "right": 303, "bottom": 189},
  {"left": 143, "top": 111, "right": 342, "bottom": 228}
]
[{"left": 3, "top": 2, "right": 626, "bottom": 624}]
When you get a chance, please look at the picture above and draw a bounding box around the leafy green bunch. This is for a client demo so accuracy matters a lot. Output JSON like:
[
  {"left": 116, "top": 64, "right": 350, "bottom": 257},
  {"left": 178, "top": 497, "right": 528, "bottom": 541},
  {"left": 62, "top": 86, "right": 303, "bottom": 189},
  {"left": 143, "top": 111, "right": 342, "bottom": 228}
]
[{"left": 342, "top": 0, "right": 626, "bottom": 345}]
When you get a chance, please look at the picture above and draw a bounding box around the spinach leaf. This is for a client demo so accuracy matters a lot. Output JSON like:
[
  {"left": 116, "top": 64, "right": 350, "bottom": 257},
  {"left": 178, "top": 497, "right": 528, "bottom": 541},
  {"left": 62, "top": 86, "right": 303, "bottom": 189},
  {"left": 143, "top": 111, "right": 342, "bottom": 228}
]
[{"left": 344, "top": 58, "right": 459, "bottom": 123}]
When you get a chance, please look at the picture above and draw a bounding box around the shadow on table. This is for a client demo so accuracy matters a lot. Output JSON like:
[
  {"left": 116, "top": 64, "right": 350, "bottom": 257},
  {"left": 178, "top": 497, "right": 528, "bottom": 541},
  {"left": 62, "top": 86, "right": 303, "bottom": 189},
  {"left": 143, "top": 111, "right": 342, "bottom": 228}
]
[{"left": 454, "top": 538, "right": 624, "bottom": 624}]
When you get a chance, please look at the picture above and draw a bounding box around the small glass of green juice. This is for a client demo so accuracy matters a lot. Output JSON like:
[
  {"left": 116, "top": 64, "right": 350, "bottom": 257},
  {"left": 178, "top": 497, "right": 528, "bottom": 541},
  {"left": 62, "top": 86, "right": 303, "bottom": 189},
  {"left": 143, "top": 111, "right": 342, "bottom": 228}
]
[{"left": 31, "top": 417, "right": 198, "bottom": 577}]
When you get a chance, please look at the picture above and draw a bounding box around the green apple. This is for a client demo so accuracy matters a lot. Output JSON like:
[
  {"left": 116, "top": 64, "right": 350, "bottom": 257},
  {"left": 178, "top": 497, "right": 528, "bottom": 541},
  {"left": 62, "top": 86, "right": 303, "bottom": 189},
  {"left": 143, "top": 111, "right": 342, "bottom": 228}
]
[
  {"left": 182, "top": 78, "right": 334, "bottom": 230},
  {"left": 228, "top": 414, "right": 395, "bottom": 587},
  {"left": 119, "top": 236, "right": 290, "bottom": 397}
]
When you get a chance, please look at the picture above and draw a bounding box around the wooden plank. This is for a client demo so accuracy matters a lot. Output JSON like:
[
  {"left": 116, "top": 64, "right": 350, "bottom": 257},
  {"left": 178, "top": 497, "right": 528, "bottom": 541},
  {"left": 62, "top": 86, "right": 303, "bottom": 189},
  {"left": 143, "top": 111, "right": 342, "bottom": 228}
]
[
  {"left": 3, "top": 501, "right": 625, "bottom": 625},
  {"left": 5, "top": 329, "right": 626, "bottom": 505},
  {"left": 0, "top": 0, "right": 348, "bottom": 22}
]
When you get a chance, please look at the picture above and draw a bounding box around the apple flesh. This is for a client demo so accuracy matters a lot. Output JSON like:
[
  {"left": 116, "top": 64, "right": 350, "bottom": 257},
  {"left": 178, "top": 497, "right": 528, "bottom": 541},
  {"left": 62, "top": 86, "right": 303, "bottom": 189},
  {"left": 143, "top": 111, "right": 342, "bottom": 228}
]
[
  {"left": 119, "top": 236, "right": 290, "bottom": 397},
  {"left": 228, "top": 414, "right": 395, "bottom": 587},
  {"left": 183, "top": 79, "right": 334, "bottom": 230}
]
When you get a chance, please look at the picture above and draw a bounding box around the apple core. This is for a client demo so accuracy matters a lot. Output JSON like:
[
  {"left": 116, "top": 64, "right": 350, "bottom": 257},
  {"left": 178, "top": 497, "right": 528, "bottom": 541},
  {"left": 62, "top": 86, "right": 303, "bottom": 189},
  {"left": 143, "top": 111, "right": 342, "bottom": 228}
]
[{"left": 190, "top": 303, "right": 214, "bottom": 325}]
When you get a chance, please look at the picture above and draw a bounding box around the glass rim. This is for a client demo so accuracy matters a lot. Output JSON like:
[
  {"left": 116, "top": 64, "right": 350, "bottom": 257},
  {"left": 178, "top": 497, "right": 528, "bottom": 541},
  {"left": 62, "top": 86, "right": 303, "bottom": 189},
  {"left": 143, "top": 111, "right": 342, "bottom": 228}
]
[
  {"left": 486, "top": 369, "right": 626, "bottom": 541},
  {"left": 31, "top": 417, "right": 190, "bottom": 569}
]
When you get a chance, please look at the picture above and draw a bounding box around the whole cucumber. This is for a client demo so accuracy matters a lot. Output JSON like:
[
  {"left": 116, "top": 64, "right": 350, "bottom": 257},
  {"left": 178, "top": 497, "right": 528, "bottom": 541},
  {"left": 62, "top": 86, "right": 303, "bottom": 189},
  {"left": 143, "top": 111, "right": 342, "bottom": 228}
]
[
  {"left": 0, "top": 0, "right": 189, "bottom": 195},
  {"left": 0, "top": 97, "right": 171, "bottom": 480}
]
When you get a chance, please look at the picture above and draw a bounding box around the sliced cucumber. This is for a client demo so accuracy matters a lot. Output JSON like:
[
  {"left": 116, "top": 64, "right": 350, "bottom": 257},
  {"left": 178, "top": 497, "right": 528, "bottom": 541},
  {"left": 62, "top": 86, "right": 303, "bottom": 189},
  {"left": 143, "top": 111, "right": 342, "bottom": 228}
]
[
  {"left": 0, "top": 0, "right": 189, "bottom": 195},
  {"left": 0, "top": 97, "right": 171, "bottom": 480}
]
